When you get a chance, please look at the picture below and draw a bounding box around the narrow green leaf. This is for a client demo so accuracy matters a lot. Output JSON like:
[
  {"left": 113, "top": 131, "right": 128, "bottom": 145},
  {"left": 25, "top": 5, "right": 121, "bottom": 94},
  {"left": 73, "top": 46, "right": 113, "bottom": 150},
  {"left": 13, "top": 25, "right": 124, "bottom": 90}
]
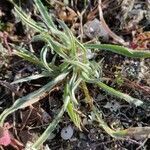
[
  {"left": 64, "top": 59, "right": 91, "bottom": 73},
  {"left": 85, "top": 44, "right": 150, "bottom": 58},
  {"left": 58, "top": 20, "right": 76, "bottom": 55},
  {"left": 68, "top": 72, "right": 82, "bottom": 104},
  {"left": 65, "top": 75, "right": 82, "bottom": 129},
  {"left": 93, "top": 106, "right": 134, "bottom": 138},
  {"left": 13, "top": 47, "right": 44, "bottom": 67},
  {"left": 40, "top": 46, "right": 53, "bottom": 72},
  {"left": 32, "top": 95, "right": 70, "bottom": 149},
  {"left": 11, "top": 73, "right": 49, "bottom": 84},
  {"left": 33, "top": 0, "right": 56, "bottom": 29},
  {"left": 0, "top": 72, "right": 68, "bottom": 125},
  {"left": 32, "top": 34, "right": 69, "bottom": 59},
  {"left": 9, "top": 0, "right": 46, "bottom": 32},
  {"left": 11, "top": 0, "right": 70, "bottom": 49},
  {"left": 93, "top": 106, "right": 150, "bottom": 139},
  {"left": 97, "top": 82, "right": 143, "bottom": 106},
  {"left": 67, "top": 100, "right": 81, "bottom": 130},
  {"left": 92, "top": 106, "right": 117, "bottom": 137}
]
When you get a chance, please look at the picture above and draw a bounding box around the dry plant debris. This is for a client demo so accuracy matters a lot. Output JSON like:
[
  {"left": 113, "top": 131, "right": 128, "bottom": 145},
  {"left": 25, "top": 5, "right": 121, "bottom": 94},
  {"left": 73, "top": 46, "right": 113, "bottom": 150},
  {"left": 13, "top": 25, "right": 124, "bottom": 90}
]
[{"left": 0, "top": 0, "right": 150, "bottom": 149}]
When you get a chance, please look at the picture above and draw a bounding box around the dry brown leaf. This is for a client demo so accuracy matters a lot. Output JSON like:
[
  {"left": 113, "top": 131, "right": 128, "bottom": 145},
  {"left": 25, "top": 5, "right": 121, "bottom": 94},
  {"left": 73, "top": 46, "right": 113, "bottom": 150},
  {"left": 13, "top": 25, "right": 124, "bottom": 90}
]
[
  {"left": 57, "top": 6, "right": 77, "bottom": 24},
  {"left": 131, "top": 31, "right": 150, "bottom": 50}
]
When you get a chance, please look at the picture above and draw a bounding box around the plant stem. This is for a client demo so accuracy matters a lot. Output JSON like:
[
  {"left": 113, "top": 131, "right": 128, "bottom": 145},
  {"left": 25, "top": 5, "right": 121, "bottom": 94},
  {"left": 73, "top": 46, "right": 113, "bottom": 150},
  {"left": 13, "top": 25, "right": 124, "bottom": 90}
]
[
  {"left": 92, "top": 106, "right": 127, "bottom": 138},
  {"left": 81, "top": 81, "right": 93, "bottom": 108}
]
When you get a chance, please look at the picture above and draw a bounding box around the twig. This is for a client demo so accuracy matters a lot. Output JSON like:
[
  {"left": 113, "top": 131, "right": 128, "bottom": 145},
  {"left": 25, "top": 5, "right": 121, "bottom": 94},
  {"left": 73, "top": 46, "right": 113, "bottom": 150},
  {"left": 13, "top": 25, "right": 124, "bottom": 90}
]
[
  {"left": 98, "top": 0, "right": 127, "bottom": 46},
  {"left": 136, "top": 138, "right": 148, "bottom": 150},
  {"left": 126, "top": 138, "right": 141, "bottom": 146},
  {"left": 0, "top": 80, "right": 22, "bottom": 97},
  {"left": 91, "top": 139, "right": 115, "bottom": 148},
  {"left": 77, "top": 5, "right": 88, "bottom": 42},
  {"left": 20, "top": 106, "right": 33, "bottom": 130},
  {"left": 0, "top": 31, "right": 12, "bottom": 55}
]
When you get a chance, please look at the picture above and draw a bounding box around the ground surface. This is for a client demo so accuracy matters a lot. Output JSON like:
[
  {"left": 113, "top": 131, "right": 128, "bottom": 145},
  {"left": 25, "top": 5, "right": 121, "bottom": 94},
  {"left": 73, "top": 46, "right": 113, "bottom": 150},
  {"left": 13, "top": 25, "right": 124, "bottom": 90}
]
[{"left": 0, "top": 0, "right": 150, "bottom": 150}]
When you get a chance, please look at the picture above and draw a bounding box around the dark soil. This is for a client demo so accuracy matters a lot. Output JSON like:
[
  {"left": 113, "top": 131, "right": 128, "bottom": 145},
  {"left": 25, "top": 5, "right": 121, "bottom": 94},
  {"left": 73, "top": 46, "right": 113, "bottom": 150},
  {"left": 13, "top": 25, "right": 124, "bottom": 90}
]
[{"left": 0, "top": 0, "right": 150, "bottom": 150}]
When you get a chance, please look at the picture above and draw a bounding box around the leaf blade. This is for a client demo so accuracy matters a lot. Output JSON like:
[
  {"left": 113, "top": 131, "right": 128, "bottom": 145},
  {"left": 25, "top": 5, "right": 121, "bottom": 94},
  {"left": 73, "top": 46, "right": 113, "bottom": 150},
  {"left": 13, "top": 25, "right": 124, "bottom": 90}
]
[
  {"left": 85, "top": 44, "right": 150, "bottom": 58},
  {"left": 97, "top": 82, "right": 143, "bottom": 106}
]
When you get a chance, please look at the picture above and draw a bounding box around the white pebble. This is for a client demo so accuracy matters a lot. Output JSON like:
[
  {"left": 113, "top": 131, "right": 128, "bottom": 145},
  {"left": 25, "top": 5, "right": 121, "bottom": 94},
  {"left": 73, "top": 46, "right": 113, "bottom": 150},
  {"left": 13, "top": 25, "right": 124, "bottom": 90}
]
[{"left": 61, "top": 125, "right": 74, "bottom": 140}]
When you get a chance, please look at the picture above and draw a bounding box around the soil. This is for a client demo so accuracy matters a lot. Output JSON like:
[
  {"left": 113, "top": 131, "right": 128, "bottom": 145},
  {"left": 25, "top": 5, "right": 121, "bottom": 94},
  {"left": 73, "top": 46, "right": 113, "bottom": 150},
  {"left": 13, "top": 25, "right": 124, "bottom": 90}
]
[{"left": 0, "top": 0, "right": 150, "bottom": 150}]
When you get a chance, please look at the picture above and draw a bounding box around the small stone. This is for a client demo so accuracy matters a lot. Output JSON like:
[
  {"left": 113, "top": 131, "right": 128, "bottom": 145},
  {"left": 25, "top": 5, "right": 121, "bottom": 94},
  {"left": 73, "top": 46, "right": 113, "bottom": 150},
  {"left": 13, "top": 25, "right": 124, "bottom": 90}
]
[
  {"left": 83, "top": 18, "right": 109, "bottom": 40},
  {"left": 61, "top": 125, "right": 74, "bottom": 140},
  {"left": 44, "top": 145, "right": 51, "bottom": 150}
]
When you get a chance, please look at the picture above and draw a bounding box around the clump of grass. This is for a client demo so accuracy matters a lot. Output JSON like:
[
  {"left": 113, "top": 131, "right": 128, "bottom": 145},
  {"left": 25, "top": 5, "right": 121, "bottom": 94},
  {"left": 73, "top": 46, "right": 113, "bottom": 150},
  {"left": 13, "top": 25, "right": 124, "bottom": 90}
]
[{"left": 0, "top": 0, "right": 150, "bottom": 149}]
